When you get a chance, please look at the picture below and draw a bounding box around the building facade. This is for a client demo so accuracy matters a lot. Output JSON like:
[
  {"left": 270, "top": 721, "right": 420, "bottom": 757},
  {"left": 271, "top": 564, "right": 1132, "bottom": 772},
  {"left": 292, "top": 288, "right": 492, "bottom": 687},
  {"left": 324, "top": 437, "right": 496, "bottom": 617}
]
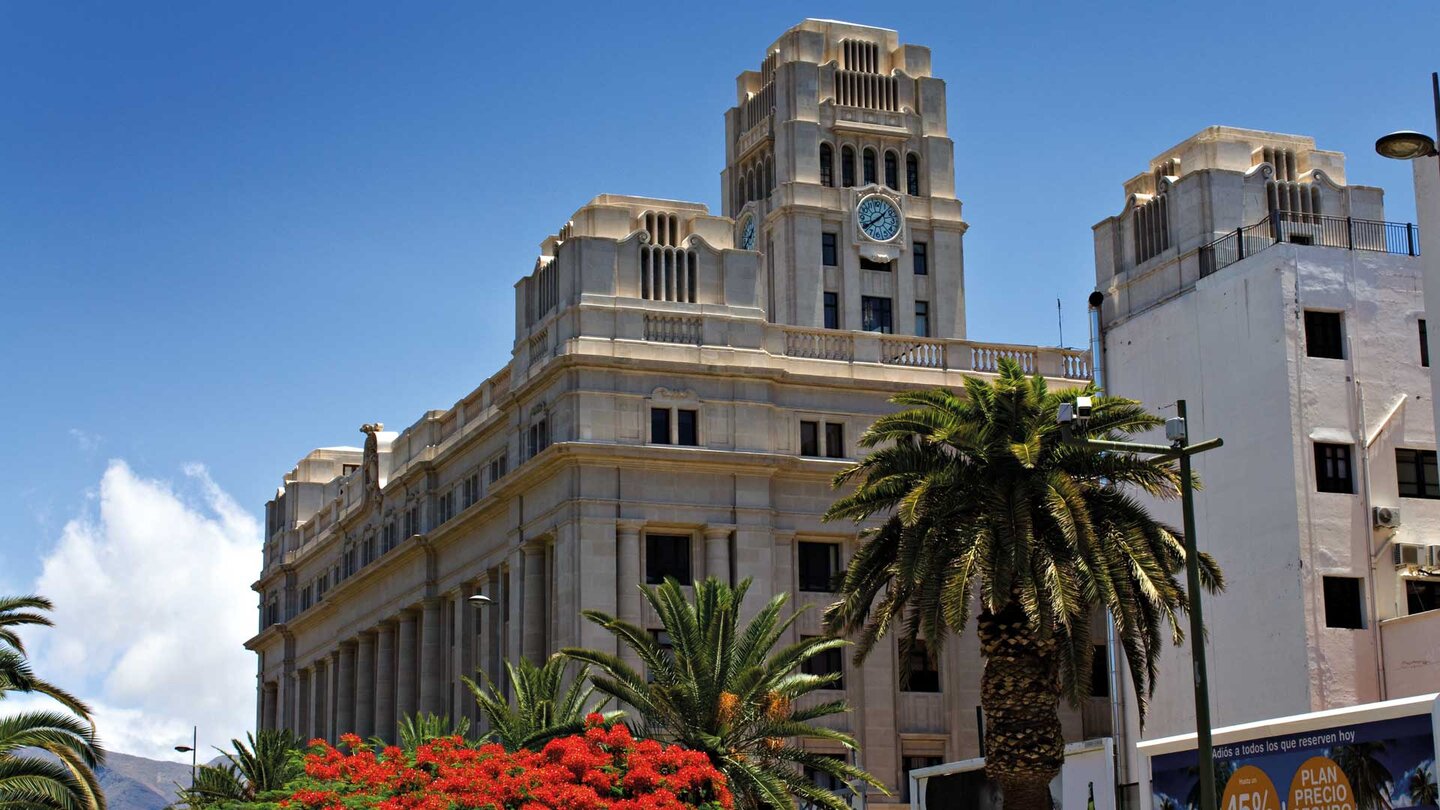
[
  {"left": 1092, "top": 127, "right": 1440, "bottom": 785},
  {"left": 245, "top": 20, "right": 1095, "bottom": 802}
]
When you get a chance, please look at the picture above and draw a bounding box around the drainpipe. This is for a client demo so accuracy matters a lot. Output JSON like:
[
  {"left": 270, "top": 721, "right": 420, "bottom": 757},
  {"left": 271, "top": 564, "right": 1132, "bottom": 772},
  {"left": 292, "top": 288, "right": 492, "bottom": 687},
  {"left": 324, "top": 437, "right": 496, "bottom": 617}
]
[
  {"left": 1354, "top": 380, "right": 1389, "bottom": 700},
  {"left": 1090, "top": 291, "right": 1129, "bottom": 799}
]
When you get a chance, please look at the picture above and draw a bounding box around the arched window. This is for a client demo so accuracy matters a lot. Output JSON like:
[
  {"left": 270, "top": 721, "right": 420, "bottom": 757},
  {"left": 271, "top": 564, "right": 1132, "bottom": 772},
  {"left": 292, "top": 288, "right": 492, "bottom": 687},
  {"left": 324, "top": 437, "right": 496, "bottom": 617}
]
[
  {"left": 752, "top": 168, "right": 762, "bottom": 201},
  {"left": 737, "top": 176, "right": 747, "bottom": 207},
  {"left": 906, "top": 153, "right": 920, "bottom": 196},
  {"left": 884, "top": 150, "right": 898, "bottom": 190},
  {"left": 819, "top": 143, "right": 834, "bottom": 187},
  {"left": 765, "top": 155, "right": 774, "bottom": 193},
  {"left": 863, "top": 148, "right": 877, "bottom": 185},
  {"left": 841, "top": 146, "right": 856, "bottom": 187}
]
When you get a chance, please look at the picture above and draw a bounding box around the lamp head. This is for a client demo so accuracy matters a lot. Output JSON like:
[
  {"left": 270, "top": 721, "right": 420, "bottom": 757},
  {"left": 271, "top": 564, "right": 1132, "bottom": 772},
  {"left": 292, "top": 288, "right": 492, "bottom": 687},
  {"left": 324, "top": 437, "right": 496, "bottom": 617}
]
[
  {"left": 467, "top": 593, "right": 493, "bottom": 608},
  {"left": 175, "top": 746, "right": 194, "bottom": 753},
  {"left": 1375, "top": 130, "right": 1438, "bottom": 160}
]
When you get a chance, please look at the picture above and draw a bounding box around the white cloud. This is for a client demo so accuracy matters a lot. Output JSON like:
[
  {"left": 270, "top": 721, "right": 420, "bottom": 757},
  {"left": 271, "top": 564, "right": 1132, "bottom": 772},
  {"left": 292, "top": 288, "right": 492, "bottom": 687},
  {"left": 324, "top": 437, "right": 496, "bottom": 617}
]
[{"left": 15, "top": 460, "right": 260, "bottom": 762}]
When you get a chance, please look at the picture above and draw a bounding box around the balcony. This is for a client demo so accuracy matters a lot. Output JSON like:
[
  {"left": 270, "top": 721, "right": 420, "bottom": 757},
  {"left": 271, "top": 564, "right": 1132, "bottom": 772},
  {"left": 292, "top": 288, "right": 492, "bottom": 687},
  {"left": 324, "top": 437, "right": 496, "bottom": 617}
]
[{"left": 1199, "top": 212, "right": 1419, "bottom": 278}]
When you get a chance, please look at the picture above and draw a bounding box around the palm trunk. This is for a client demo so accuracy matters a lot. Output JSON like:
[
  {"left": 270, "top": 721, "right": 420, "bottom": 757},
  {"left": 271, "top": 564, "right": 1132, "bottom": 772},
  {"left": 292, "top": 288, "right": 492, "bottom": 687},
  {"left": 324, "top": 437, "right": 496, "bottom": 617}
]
[{"left": 979, "top": 605, "right": 1064, "bottom": 810}]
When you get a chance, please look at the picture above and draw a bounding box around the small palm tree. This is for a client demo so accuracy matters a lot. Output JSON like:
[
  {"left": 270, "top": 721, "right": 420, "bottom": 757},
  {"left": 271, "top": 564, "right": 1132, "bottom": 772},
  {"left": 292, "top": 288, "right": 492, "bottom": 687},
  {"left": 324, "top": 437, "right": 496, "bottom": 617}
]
[
  {"left": 1331, "top": 743, "right": 1394, "bottom": 810},
  {"left": 396, "top": 713, "right": 471, "bottom": 751},
  {"left": 1407, "top": 767, "right": 1438, "bottom": 807},
  {"left": 562, "top": 576, "right": 883, "bottom": 810},
  {"left": 0, "top": 595, "right": 105, "bottom": 810},
  {"left": 464, "top": 655, "right": 618, "bottom": 752},
  {"left": 823, "top": 361, "right": 1223, "bottom": 810},
  {"left": 174, "top": 730, "right": 301, "bottom": 807}
]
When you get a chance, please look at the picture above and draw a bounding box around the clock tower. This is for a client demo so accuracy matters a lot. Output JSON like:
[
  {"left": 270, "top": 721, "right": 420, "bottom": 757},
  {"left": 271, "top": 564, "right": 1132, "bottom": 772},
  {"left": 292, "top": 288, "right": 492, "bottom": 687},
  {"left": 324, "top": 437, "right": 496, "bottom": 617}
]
[{"left": 723, "top": 19, "right": 966, "bottom": 340}]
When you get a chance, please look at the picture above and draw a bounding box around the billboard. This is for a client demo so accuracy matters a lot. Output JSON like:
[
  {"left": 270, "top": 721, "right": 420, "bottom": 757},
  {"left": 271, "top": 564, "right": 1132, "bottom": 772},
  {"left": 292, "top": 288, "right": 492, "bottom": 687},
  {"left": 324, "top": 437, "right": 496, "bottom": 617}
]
[{"left": 1146, "top": 699, "right": 1438, "bottom": 810}]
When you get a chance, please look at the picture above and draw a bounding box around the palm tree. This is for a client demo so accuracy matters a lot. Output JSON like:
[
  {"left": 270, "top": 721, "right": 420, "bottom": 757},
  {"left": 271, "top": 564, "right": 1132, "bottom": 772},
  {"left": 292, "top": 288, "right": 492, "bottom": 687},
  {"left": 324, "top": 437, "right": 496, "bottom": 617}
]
[
  {"left": 463, "top": 655, "right": 619, "bottom": 751},
  {"left": 0, "top": 595, "right": 105, "bottom": 810},
  {"left": 1186, "top": 759, "right": 1235, "bottom": 810},
  {"left": 822, "top": 361, "right": 1223, "bottom": 810},
  {"left": 1331, "top": 743, "right": 1393, "bottom": 810},
  {"left": 562, "top": 576, "right": 883, "bottom": 810},
  {"left": 396, "top": 713, "right": 471, "bottom": 751},
  {"left": 173, "top": 730, "right": 301, "bottom": 807},
  {"left": 1406, "top": 767, "right": 1438, "bottom": 807}
]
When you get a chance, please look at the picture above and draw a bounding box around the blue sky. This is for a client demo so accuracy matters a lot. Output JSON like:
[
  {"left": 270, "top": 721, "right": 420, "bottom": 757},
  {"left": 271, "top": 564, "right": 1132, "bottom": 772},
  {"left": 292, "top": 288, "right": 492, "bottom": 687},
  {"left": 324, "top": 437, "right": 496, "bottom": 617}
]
[{"left": 0, "top": 0, "right": 1436, "bottom": 755}]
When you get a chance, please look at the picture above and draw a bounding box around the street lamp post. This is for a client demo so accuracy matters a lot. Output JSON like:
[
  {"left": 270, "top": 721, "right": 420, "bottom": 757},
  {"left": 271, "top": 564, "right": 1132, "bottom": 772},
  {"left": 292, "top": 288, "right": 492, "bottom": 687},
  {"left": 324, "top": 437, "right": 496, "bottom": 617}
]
[
  {"left": 174, "top": 725, "right": 197, "bottom": 788},
  {"left": 1061, "top": 398, "right": 1224, "bottom": 810}
]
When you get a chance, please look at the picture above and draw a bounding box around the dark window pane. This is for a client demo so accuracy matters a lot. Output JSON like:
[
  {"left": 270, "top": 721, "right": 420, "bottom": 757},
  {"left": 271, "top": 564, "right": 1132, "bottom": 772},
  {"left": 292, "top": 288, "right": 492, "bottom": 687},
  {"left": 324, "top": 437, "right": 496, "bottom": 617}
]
[
  {"left": 862, "top": 296, "right": 893, "bottom": 333},
  {"left": 822, "top": 233, "right": 838, "bottom": 266},
  {"left": 824, "top": 292, "right": 839, "bottom": 330},
  {"left": 915, "top": 301, "right": 930, "bottom": 338},
  {"left": 842, "top": 147, "right": 855, "bottom": 187},
  {"left": 906, "top": 153, "right": 920, "bottom": 196},
  {"left": 677, "top": 409, "right": 698, "bottom": 446},
  {"left": 860, "top": 257, "right": 892, "bottom": 272},
  {"left": 1322, "top": 576, "right": 1364, "bottom": 629},
  {"left": 1090, "top": 645, "right": 1110, "bottom": 697},
  {"left": 825, "top": 423, "right": 844, "bottom": 459},
  {"left": 1422, "top": 319, "right": 1430, "bottom": 367},
  {"left": 820, "top": 144, "right": 833, "bottom": 187},
  {"left": 800, "top": 421, "right": 819, "bottom": 457},
  {"left": 884, "top": 151, "right": 898, "bottom": 189},
  {"left": 1313, "top": 443, "right": 1354, "bottom": 494},
  {"left": 650, "top": 408, "right": 671, "bottom": 444},
  {"left": 1397, "top": 449, "right": 1440, "bottom": 498},
  {"left": 901, "top": 757, "right": 944, "bottom": 802},
  {"left": 912, "top": 242, "right": 928, "bottom": 275},
  {"left": 1304, "top": 310, "right": 1344, "bottom": 359},
  {"left": 646, "top": 535, "right": 691, "bottom": 584},
  {"left": 903, "top": 640, "right": 940, "bottom": 692},
  {"left": 800, "top": 634, "right": 844, "bottom": 689},
  {"left": 798, "top": 542, "right": 840, "bottom": 591},
  {"left": 1406, "top": 579, "right": 1440, "bottom": 614},
  {"left": 863, "top": 149, "right": 876, "bottom": 185}
]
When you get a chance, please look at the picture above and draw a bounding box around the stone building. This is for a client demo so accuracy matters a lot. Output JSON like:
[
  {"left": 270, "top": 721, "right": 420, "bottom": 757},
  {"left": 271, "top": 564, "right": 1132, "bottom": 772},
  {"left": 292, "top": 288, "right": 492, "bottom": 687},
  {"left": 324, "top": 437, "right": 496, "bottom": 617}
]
[
  {"left": 1091, "top": 127, "right": 1440, "bottom": 790},
  {"left": 245, "top": 20, "right": 1094, "bottom": 802}
]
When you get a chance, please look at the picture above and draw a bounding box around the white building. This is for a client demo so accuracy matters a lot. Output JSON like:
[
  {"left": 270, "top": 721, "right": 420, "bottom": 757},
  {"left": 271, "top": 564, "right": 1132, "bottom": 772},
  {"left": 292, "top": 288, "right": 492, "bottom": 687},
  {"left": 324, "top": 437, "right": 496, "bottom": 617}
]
[
  {"left": 246, "top": 20, "right": 1097, "bottom": 803},
  {"left": 1092, "top": 127, "right": 1440, "bottom": 790}
]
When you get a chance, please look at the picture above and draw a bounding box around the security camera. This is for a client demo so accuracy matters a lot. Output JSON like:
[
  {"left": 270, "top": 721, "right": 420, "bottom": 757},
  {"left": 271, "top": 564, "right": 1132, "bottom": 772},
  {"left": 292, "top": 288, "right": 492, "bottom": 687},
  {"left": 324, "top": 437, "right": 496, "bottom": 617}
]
[{"left": 1074, "top": 396, "right": 1093, "bottom": 421}]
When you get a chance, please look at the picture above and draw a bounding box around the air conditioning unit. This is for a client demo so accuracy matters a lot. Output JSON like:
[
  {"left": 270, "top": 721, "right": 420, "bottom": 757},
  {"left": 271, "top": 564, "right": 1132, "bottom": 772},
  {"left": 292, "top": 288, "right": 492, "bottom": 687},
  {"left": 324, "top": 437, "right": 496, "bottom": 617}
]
[
  {"left": 1428, "top": 546, "right": 1440, "bottom": 568},
  {"left": 1373, "top": 506, "right": 1402, "bottom": 529},
  {"left": 1394, "top": 543, "right": 1423, "bottom": 568}
]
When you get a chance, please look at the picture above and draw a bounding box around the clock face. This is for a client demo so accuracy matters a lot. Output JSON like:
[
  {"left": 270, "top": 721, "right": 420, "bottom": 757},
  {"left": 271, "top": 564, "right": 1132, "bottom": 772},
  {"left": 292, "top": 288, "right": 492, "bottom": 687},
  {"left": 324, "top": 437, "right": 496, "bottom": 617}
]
[
  {"left": 857, "top": 195, "right": 901, "bottom": 242},
  {"left": 739, "top": 216, "right": 756, "bottom": 250}
]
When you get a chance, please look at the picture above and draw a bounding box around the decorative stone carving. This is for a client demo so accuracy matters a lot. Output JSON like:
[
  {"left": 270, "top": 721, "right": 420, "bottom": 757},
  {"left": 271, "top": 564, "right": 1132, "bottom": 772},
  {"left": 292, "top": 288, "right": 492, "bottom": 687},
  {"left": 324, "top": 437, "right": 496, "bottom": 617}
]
[{"left": 360, "top": 423, "right": 383, "bottom": 503}]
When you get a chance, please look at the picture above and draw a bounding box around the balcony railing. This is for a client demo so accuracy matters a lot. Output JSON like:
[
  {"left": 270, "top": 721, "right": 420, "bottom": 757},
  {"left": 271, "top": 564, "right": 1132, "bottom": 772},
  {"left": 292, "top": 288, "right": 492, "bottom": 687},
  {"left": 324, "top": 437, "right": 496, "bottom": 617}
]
[{"left": 1199, "top": 212, "right": 1419, "bottom": 278}]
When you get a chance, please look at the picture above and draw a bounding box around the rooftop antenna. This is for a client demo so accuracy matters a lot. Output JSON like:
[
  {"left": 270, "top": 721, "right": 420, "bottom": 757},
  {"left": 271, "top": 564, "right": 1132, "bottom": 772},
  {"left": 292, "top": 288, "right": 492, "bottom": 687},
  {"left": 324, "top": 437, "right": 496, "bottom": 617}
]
[{"left": 1057, "top": 297, "right": 1064, "bottom": 347}]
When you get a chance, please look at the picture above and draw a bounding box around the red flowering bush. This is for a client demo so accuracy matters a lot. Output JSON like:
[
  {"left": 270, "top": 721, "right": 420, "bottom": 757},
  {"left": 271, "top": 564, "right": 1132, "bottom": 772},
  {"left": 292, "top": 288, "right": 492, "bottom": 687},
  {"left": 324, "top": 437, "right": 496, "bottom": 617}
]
[{"left": 280, "top": 714, "right": 732, "bottom": 810}]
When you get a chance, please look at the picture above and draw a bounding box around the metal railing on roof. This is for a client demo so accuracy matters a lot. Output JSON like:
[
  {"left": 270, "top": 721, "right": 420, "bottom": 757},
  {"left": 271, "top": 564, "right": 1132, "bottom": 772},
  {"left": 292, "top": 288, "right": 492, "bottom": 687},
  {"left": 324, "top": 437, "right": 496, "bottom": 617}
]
[{"left": 1199, "top": 212, "right": 1419, "bottom": 278}]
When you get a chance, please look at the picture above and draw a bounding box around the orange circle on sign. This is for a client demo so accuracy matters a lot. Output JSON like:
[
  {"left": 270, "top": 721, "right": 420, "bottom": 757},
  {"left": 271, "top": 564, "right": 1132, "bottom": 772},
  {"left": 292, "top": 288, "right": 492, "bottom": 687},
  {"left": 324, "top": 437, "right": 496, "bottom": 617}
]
[
  {"left": 1287, "top": 756, "right": 1355, "bottom": 810},
  {"left": 1221, "top": 765, "right": 1280, "bottom": 810}
]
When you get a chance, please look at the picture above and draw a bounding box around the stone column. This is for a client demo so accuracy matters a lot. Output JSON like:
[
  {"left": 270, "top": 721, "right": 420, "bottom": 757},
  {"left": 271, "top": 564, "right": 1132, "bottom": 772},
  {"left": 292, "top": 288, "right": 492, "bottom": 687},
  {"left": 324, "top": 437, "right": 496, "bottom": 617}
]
[
  {"left": 704, "top": 525, "right": 734, "bottom": 585},
  {"left": 419, "top": 598, "right": 443, "bottom": 716},
  {"left": 312, "top": 660, "right": 327, "bottom": 741},
  {"left": 451, "top": 585, "right": 473, "bottom": 725},
  {"left": 261, "top": 683, "right": 278, "bottom": 732},
  {"left": 375, "top": 623, "right": 396, "bottom": 743},
  {"left": 522, "top": 543, "right": 546, "bottom": 662},
  {"left": 337, "top": 643, "right": 356, "bottom": 738},
  {"left": 397, "top": 612, "right": 418, "bottom": 723},
  {"left": 297, "top": 668, "right": 312, "bottom": 740},
  {"left": 355, "top": 633, "right": 376, "bottom": 739},
  {"left": 616, "top": 521, "right": 643, "bottom": 670}
]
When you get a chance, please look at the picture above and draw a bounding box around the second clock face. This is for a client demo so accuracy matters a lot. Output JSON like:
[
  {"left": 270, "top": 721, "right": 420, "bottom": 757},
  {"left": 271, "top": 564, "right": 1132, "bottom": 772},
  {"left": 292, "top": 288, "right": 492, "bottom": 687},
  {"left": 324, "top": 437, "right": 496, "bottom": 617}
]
[
  {"left": 857, "top": 196, "right": 901, "bottom": 242},
  {"left": 739, "top": 216, "right": 756, "bottom": 250}
]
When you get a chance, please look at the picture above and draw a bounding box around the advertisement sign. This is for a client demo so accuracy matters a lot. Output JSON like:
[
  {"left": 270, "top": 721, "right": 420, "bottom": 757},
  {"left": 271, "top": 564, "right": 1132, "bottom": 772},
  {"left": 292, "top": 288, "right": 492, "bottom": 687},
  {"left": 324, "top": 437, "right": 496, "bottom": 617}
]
[{"left": 1149, "top": 712, "right": 1438, "bottom": 810}]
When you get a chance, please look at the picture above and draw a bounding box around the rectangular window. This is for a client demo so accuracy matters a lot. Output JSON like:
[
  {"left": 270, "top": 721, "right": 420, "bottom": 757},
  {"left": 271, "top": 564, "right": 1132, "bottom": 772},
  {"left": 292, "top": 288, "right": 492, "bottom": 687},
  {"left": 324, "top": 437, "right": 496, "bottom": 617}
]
[
  {"left": 1313, "top": 443, "right": 1354, "bottom": 494},
  {"left": 797, "top": 542, "right": 841, "bottom": 592},
  {"left": 463, "top": 473, "right": 480, "bottom": 508},
  {"left": 803, "top": 758, "right": 851, "bottom": 809},
  {"left": 913, "top": 242, "right": 928, "bottom": 275},
  {"left": 1304, "top": 310, "right": 1344, "bottom": 359},
  {"left": 1406, "top": 578, "right": 1440, "bottom": 614},
  {"left": 677, "top": 409, "right": 698, "bottom": 446},
  {"left": 645, "top": 534, "right": 692, "bottom": 584},
  {"left": 823, "top": 292, "right": 839, "bottom": 330},
  {"left": 903, "top": 640, "right": 941, "bottom": 692},
  {"left": 1089, "top": 644, "right": 1110, "bottom": 698},
  {"left": 859, "top": 256, "right": 892, "bottom": 272},
  {"left": 1397, "top": 448, "right": 1440, "bottom": 498},
  {"left": 822, "top": 233, "right": 838, "bottom": 267},
  {"left": 824, "top": 422, "right": 844, "bottom": 459},
  {"left": 915, "top": 301, "right": 930, "bottom": 338},
  {"left": 800, "top": 421, "right": 820, "bottom": 457},
  {"left": 650, "top": 408, "right": 671, "bottom": 445},
  {"left": 1322, "top": 576, "right": 1365, "bottom": 629},
  {"left": 863, "top": 150, "right": 876, "bottom": 185},
  {"left": 901, "top": 756, "right": 945, "bottom": 803},
  {"left": 801, "top": 634, "right": 844, "bottom": 689},
  {"left": 862, "top": 296, "right": 893, "bottom": 334},
  {"left": 528, "top": 418, "right": 550, "bottom": 459},
  {"left": 1421, "top": 319, "right": 1430, "bottom": 367}
]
